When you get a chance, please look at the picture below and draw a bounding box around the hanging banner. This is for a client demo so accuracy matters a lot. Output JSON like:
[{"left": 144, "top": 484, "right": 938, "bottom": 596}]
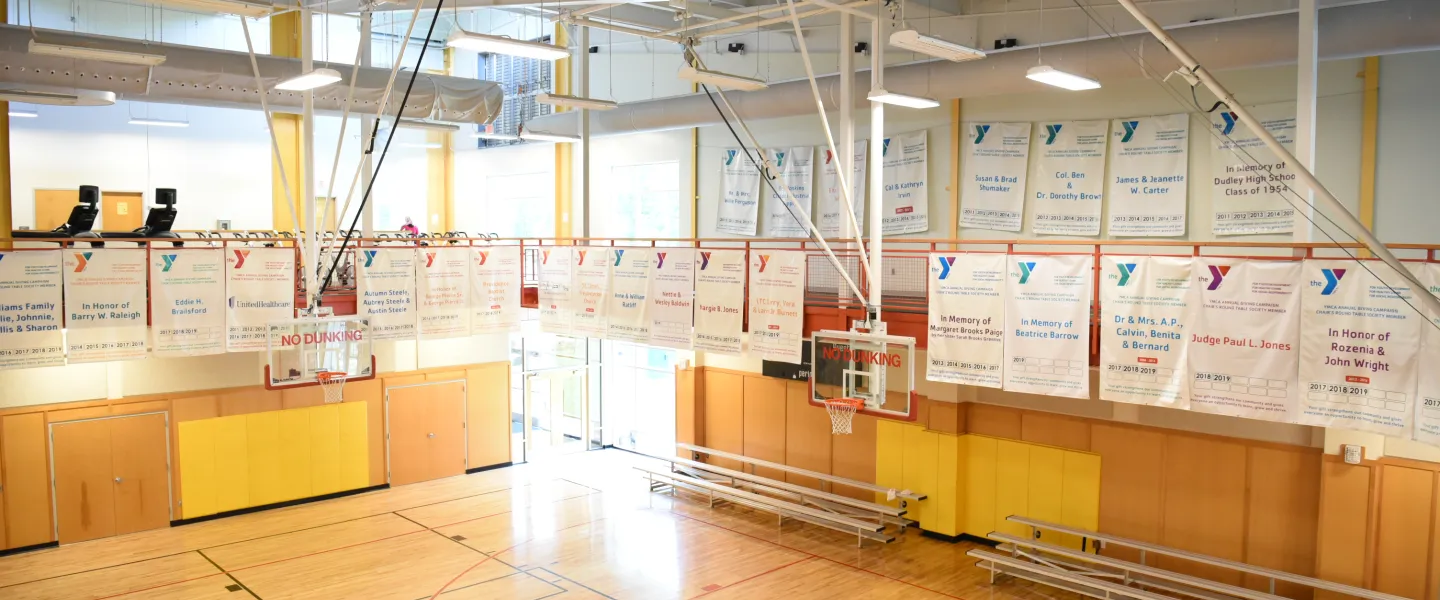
[
  {"left": 1032, "top": 120, "right": 1108, "bottom": 235},
  {"left": 225, "top": 248, "right": 295, "bottom": 352},
  {"left": 817, "top": 141, "right": 868, "bottom": 239},
  {"left": 1003, "top": 254, "right": 1093, "bottom": 398},
  {"left": 63, "top": 249, "right": 147, "bottom": 363},
  {"left": 470, "top": 246, "right": 521, "bottom": 335},
  {"left": 1099, "top": 256, "right": 1192, "bottom": 408},
  {"left": 1188, "top": 259, "right": 1301, "bottom": 422},
  {"left": 959, "top": 122, "right": 1031, "bottom": 232},
  {"left": 538, "top": 247, "right": 574, "bottom": 336},
  {"left": 927, "top": 253, "right": 1006, "bottom": 388},
  {"left": 717, "top": 148, "right": 761, "bottom": 236},
  {"left": 0, "top": 251, "right": 64, "bottom": 369},
  {"left": 150, "top": 248, "right": 226, "bottom": 357},
  {"left": 357, "top": 248, "right": 417, "bottom": 341},
  {"left": 694, "top": 249, "right": 747, "bottom": 355},
  {"left": 418, "top": 248, "right": 471, "bottom": 339},
  {"left": 607, "top": 248, "right": 652, "bottom": 343},
  {"left": 1298, "top": 261, "right": 1420, "bottom": 437},
  {"left": 648, "top": 248, "right": 696, "bottom": 350},
  {"left": 749, "top": 250, "right": 806, "bottom": 363},
  {"left": 1108, "top": 113, "right": 1190, "bottom": 237},
  {"left": 882, "top": 131, "right": 929, "bottom": 235},
  {"left": 572, "top": 247, "right": 611, "bottom": 338},
  {"left": 1412, "top": 263, "right": 1440, "bottom": 446},
  {"left": 765, "top": 147, "right": 815, "bottom": 238},
  {"left": 1211, "top": 103, "right": 1297, "bottom": 236}
]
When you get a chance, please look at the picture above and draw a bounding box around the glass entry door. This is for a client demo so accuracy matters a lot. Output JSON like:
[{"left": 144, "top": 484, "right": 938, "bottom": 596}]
[{"left": 522, "top": 367, "right": 590, "bottom": 461}]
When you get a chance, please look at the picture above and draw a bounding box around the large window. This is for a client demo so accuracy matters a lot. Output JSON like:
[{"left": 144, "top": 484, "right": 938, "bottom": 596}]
[
  {"left": 603, "top": 162, "right": 682, "bottom": 238},
  {"left": 475, "top": 50, "right": 554, "bottom": 146},
  {"left": 601, "top": 341, "right": 677, "bottom": 456},
  {"left": 474, "top": 171, "right": 555, "bottom": 237}
]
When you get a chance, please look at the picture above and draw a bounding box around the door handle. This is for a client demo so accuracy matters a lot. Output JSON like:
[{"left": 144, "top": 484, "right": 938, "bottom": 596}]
[
  {"left": 428, "top": 433, "right": 436, "bottom": 438},
  {"left": 114, "top": 477, "right": 122, "bottom": 484}
]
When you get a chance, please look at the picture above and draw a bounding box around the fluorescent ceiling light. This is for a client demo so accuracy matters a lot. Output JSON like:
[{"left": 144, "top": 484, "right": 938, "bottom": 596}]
[
  {"left": 1026, "top": 65, "right": 1101, "bottom": 91},
  {"left": 399, "top": 142, "right": 443, "bottom": 149},
  {"left": 275, "top": 68, "right": 342, "bottom": 91},
  {"left": 537, "top": 93, "right": 618, "bottom": 111},
  {"left": 129, "top": 117, "right": 189, "bottom": 127},
  {"left": 677, "top": 65, "right": 768, "bottom": 92},
  {"left": 889, "top": 30, "right": 985, "bottom": 63},
  {"left": 472, "top": 132, "right": 519, "bottom": 141},
  {"left": 867, "top": 88, "right": 940, "bottom": 109},
  {"left": 519, "top": 130, "right": 581, "bottom": 143},
  {"left": 396, "top": 119, "right": 459, "bottom": 132},
  {"left": 28, "top": 40, "right": 166, "bottom": 66},
  {"left": 0, "top": 88, "right": 115, "bottom": 106},
  {"left": 9, "top": 109, "right": 38, "bottom": 118},
  {"left": 446, "top": 30, "right": 568, "bottom": 61},
  {"left": 150, "top": 0, "right": 274, "bottom": 17}
]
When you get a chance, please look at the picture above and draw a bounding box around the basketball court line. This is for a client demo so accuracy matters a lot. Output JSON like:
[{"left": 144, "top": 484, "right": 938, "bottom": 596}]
[
  {"left": 418, "top": 570, "right": 567, "bottom": 600},
  {"left": 526, "top": 566, "right": 622, "bottom": 600},
  {"left": 196, "top": 548, "right": 262, "bottom": 599},
  {"left": 685, "top": 556, "right": 816, "bottom": 599},
  {"left": 426, "top": 517, "right": 613, "bottom": 598}
]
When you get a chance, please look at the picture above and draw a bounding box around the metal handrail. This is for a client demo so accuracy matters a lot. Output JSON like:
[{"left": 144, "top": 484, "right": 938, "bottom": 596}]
[
  {"left": 677, "top": 442, "right": 927, "bottom": 501},
  {"left": 970, "top": 549, "right": 1178, "bottom": 600},
  {"left": 659, "top": 453, "right": 907, "bottom": 518}
]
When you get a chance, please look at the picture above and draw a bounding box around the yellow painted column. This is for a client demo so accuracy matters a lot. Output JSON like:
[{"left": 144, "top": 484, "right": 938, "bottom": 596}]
[
  {"left": 424, "top": 49, "right": 455, "bottom": 235},
  {"left": 553, "top": 24, "right": 572, "bottom": 241},
  {"left": 270, "top": 12, "right": 305, "bottom": 233},
  {"left": 1358, "top": 56, "right": 1380, "bottom": 255}
]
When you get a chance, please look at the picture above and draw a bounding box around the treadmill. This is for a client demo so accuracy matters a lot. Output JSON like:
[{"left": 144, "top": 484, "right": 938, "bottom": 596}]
[
  {"left": 100, "top": 188, "right": 181, "bottom": 245},
  {"left": 11, "top": 185, "right": 102, "bottom": 240}
]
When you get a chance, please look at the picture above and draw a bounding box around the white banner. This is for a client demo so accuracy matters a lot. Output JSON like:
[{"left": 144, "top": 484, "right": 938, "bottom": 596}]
[
  {"left": 1003, "top": 255, "right": 1093, "bottom": 398},
  {"left": 765, "top": 147, "right": 814, "bottom": 238},
  {"left": 717, "top": 148, "right": 761, "bottom": 236},
  {"left": 817, "top": 141, "right": 867, "bottom": 239},
  {"left": 150, "top": 249, "right": 226, "bottom": 357},
  {"left": 927, "top": 253, "right": 1006, "bottom": 388},
  {"left": 749, "top": 250, "right": 806, "bottom": 363},
  {"left": 1108, "top": 114, "right": 1190, "bottom": 237},
  {"left": 573, "top": 247, "right": 611, "bottom": 338},
  {"left": 538, "top": 247, "right": 574, "bottom": 335},
  {"left": 470, "top": 246, "right": 521, "bottom": 335},
  {"left": 357, "top": 248, "right": 417, "bottom": 341},
  {"left": 1211, "top": 103, "right": 1297, "bottom": 236},
  {"left": 648, "top": 248, "right": 696, "bottom": 350},
  {"left": 882, "top": 131, "right": 929, "bottom": 235},
  {"left": 1188, "top": 259, "right": 1301, "bottom": 422},
  {"left": 0, "top": 251, "right": 64, "bottom": 369},
  {"left": 418, "top": 248, "right": 471, "bottom": 339},
  {"left": 960, "top": 122, "right": 1031, "bottom": 232},
  {"left": 1299, "top": 261, "right": 1420, "bottom": 436},
  {"left": 226, "top": 248, "right": 295, "bottom": 352},
  {"left": 694, "top": 250, "right": 747, "bottom": 355},
  {"left": 1100, "top": 256, "right": 1192, "bottom": 408},
  {"left": 1032, "top": 121, "right": 1108, "bottom": 235},
  {"left": 1412, "top": 263, "right": 1440, "bottom": 445},
  {"left": 63, "top": 249, "right": 147, "bottom": 363},
  {"left": 607, "top": 248, "right": 652, "bottom": 343}
]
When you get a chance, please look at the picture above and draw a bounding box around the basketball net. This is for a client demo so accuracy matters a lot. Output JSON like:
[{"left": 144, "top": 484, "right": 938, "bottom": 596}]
[
  {"left": 825, "top": 398, "right": 864, "bottom": 435},
  {"left": 318, "top": 371, "right": 347, "bottom": 404}
]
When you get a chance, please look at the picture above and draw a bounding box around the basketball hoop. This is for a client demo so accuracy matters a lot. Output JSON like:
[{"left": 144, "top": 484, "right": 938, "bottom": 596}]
[
  {"left": 824, "top": 398, "right": 865, "bottom": 435},
  {"left": 317, "top": 371, "right": 347, "bottom": 404}
]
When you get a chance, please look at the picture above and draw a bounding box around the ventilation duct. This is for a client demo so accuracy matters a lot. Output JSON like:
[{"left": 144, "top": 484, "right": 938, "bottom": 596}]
[
  {"left": 0, "top": 25, "right": 503, "bottom": 123},
  {"left": 524, "top": 0, "right": 1440, "bottom": 136}
]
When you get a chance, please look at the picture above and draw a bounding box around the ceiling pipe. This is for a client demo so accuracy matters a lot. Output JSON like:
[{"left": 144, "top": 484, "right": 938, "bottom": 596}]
[{"left": 526, "top": 0, "right": 1440, "bottom": 136}]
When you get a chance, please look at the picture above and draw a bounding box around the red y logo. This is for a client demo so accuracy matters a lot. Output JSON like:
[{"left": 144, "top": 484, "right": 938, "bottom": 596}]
[
  {"left": 425, "top": 252, "right": 437, "bottom": 268},
  {"left": 757, "top": 254, "right": 771, "bottom": 273},
  {"left": 232, "top": 249, "right": 250, "bottom": 269},
  {"left": 542, "top": 250, "right": 551, "bottom": 264},
  {"left": 477, "top": 251, "right": 489, "bottom": 266},
  {"left": 576, "top": 250, "right": 588, "bottom": 265}
]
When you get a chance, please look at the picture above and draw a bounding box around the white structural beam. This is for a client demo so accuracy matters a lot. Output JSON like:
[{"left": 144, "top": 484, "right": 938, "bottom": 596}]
[
  {"left": 867, "top": 14, "right": 882, "bottom": 314},
  {"left": 361, "top": 9, "right": 375, "bottom": 236},
  {"left": 1294, "top": 0, "right": 1318, "bottom": 242},
  {"left": 303, "top": 7, "right": 319, "bottom": 308},
  {"left": 579, "top": 24, "right": 591, "bottom": 237}
]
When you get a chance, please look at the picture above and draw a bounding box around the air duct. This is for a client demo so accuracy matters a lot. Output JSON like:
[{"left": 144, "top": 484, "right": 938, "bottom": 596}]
[
  {"left": 0, "top": 25, "right": 503, "bottom": 123},
  {"left": 524, "top": 0, "right": 1440, "bottom": 136}
]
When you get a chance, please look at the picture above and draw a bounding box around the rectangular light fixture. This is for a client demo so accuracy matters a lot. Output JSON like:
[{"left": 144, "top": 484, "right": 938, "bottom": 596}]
[
  {"left": 399, "top": 142, "right": 443, "bottom": 149},
  {"left": 867, "top": 88, "right": 940, "bottom": 109},
  {"left": 0, "top": 88, "right": 115, "bottom": 106},
  {"left": 677, "top": 65, "right": 768, "bottom": 92},
  {"left": 397, "top": 119, "right": 460, "bottom": 132},
  {"left": 537, "top": 93, "right": 617, "bottom": 111},
  {"left": 1026, "top": 65, "right": 1101, "bottom": 91},
  {"left": 889, "top": 30, "right": 985, "bottom": 63},
  {"left": 472, "top": 132, "right": 519, "bottom": 141},
  {"left": 275, "top": 68, "right": 342, "bottom": 91},
  {"left": 519, "top": 130, "right": 581, "bottom": 143},
  {"left": 9, "top": 109, "right": 38, "bottom": 118},
  {"left": 446, "top": 30, "right": 568, "bottom": 61},
  {"left": 151, "top": 0, "right": 274, "bottom": 17},
  {"left": 28, "top": 40, "right": 166, "bottom": 66},
  {"left": 129, "top": 117, "right": 189, "bottom": 128}
]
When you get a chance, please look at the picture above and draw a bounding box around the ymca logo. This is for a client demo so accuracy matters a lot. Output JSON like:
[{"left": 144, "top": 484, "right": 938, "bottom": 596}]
[
  {"left": 824, "top": 150, "right": 834, "bottom": 164},
  {"left": 1120, "top": 120, "right": 1140, "bottom": 143},
  {"left": 973, "top": 124, "right": 991, "bottom": 144},
  {"left": 774, "top": 152, "right": 786, "bottom": 168},
  {"left": 541, "top": 250, "right": 551, "bottom": 265},
  {"left": 756, "top": 254, "right": 771, "bottom": 273},
  {"left": 613, "top": 249, "right": 625, "bottom": 267},
  {"left": 232, "top": 249, "right": 250, "bottom": 269},
  {"left": 1219, "top": 112, "right": 1239, "bottom": 135},
  {"left": 699, "top": 252, "right": 712, "bottom": 270},
  {"left": 656, "top": 252, "right": 666, "bottom": 269},
  {"left": 935, "top": 256, "right": 957, "bottom": 280},
  {"left": 576, "top": 250, "right": 588, "bottom": 265},
  {"left": 424, "top": 252, "right": 436, "bottom": 268},
  {"left": 160, "top": 254, "right": 179, "bottom": 272},
  {"left": 362, "top": 250, "right": 378, "bottom": 268},
  {"left": 1205, "top": 265, "right": 1232, "bottom": 291},
  {"left": 1319, "top": 268, "right": 1346, "bottom": 295},
  {"left": 1114, "top": 262, "right": 1138, "bottom": 286},
  {"left": 1044, "top": 124, "right": 1063, "bottom": 145},
  {"left": 1017, "top": 261, "right": 1037, "bottom": 284},
  {"left": 882, "top": 138, "right": 891, "bottom": 157},
  {"left": 476, "top": 251, "right": 488, "bottom": 266},
  {"left": 73, "top": 252, "right": 93, "bottom": 272},
  {"left": 724, "top": 149, "right": 739, "bottom": 166}
]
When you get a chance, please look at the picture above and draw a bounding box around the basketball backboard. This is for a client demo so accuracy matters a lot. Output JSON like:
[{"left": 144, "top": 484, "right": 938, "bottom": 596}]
[
  {"left": 264, "top": 315, "right": 375, "bottom": 389},
  {"left": 809, "top": 328, "right": 918, "bottom": 421}
]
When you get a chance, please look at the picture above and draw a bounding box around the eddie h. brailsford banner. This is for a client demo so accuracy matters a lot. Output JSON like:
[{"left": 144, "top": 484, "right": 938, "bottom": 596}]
[{"left": 150, "top": 249, "right": 227, "bottom": 357}]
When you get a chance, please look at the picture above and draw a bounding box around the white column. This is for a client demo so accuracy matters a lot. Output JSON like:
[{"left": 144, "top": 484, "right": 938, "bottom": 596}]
[
  {"left": 1293, "top": 0, "right": 1318, "bottom": 242},
  {"left": 867, "top": 17, "right": 884, "bottom": 316},
  {"left": 302, "top": 8, "right": 318, "bottom": 306},
  {"left": 360, "top": 10, "right": 375, "bottom": 236},
  {"left": 579, "top": 25, "right": 591, "bottom": 238},
  {"left": 839, "top": 14, "right": 855, "bottom": 307}
]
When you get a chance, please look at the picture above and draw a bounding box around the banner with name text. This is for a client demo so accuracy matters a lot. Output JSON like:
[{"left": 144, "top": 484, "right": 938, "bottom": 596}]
[
  {"left": 1187, "top": 259, "right": 1301, "bottom": 422},
  {"left": 1003, "top": 254, "right": 1093, "bottom": 398},
  {"left": 63, "top": 249, "right": 147, "bottom": 363},
  {"left": 0, "top": 251, "right": 64, "bottom": 369},
  {"left": 648, "top": 248, "right": 696, "bottom": 350},
  {"left": 1299, "top": 261, "right": 1420, "bottom": 436},
  {"left": 1211, "top": 103, "right": 1297, "bottom": 235},
  {"left": 1032, "top": 120, "right": 1108, "bottom": 235},
  {"left": 749, "top": 250, "right": 806, "bottom": 363},
  {"left": 694, "top": 250, "right": 746, "bottom": 355},
  {"left": 418, "top": 248, "right": 471, "bottom": 339},
  {"left": 765, "top": 147, "right": 814, "bottom": 237},
  {"left": 1411, "top": 263, "right": 1440, "bottom": 446},
  {"left": 226, "top": 248, "right": 296, "bottom": 352},
  {"left": 470, "top": 246, "right": 521, "bottom": 335},
  {"left": 607, "top": 248, "right": 652, "bottom": 343},
  {"left": 357, "top": 248, "right": 417, "bottom": 341},
  {"left": 150, "top": 249, "right": 226, "bottom": 357},
  {"left": 927, "top": 253, "right": 1006, "bottom": 388},
  {"left": 572, "top": 247, "right": 611, "bottom": 338},
  {"left": 538, "top": 247, "right": 574, "bottom": 335},
  {"left": 1108, "top": 113, "right": 1190, "bottom": 237},
  {"left": 882, "top": 131, "right": 929, "bottom": 235},
  {"left": 960, "top": 122, "right": 1031, "bottom": 232},
  {"left": 817, "top": 141, "right": 867, "bottom": 238},
  {"left": 1100, "top": 256, "right": 1192, "bottom": 408},
  {"left": 717, "top": 148, "right": 761, "bottom": 236}
]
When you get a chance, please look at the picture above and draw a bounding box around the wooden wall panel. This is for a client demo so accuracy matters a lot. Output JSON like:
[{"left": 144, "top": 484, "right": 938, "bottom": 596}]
[
  {"left": 967, "top": 403, "right": 1021, "bottom": 439},
  {"left": 1159, "top": 435, "right": 1248, "bottom": 585},
  {"left": 46, "top": 407, "right": 108, "bottom": 423},
  {"left": 1021, "top": 412, "right": 1090, "bottom": 451},
  {"left": 280, "top": 385, "right": 324, "bottom": 410},
  {"left": 831, "top": 412, "right": 877, "bottom": 501},
  {"left": 741, "top": 377, "right": 787, "bottom": 481},
  {"left": 219, "top": 388, "right": 281, "bottom": 416},
  {"left": 1314, "top": 460, "right": 1373, "bottom": 594},
  {"left": 1090, "top": 424, "right": 1165, "bottom": 563},
  {"left": 1244, "top": 446, "right": 1320, "bottom": 599},
  {"left": 1374, "top": 465, "right": 1434, "bottom": 600},
  {"left": 701, "top": 371, "right": 744, "bottom": 471},
  {"left": 2, "top": 413, "right": 53, "bottom": 548},
  {"left": 466, "top": 363, "right": 511, "bottom": 469},
  {"left": 51, "top": 419, "right": 116, "bottom": 544},
  {"left": 784, "top": 380, "right": 831, "bottom": 489},
  {"left": 927, "top": 400, "right": 961, "bottom": 435}
]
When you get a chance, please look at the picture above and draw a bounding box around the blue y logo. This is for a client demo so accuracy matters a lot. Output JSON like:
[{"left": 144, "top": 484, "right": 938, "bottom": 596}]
[
  {"left": 1116, "top": 262, "right": 1137, "bottom": 286},
  {"left": 362, "top": 250, "right": 378, "bottom": 268},
  {"left": 1120, "top": 120, "right": 1140, "bottom": 143},
  {"left": 1018, "top": 261, "right": 1037, "bottom": 284},
  {"left": 973, "top": 124, "right": 990, "bottom": 144},
  {"left": 1219, "top": 112, "right": 1238, "bottom": 135},
  {"left": 160, "top": 254, "right": 178, "bottom": 272},
  {"left": 1044, "top": 124, "right": 1063, "bottom": 145},
  {"left": 724, "top": 149, "right": 738, "bottom": 166},
  {"left": 1321, "top": 268, "right": 1346, "bottom": 295},
  {"left": 935, "top": 256, "right": 956, "bottom": 280},
  {"left": 613, "top": 249, "right": 625, "bottom": 267},
  {"left": 882, "top": 138, "right": 891, "bottom": 157}
]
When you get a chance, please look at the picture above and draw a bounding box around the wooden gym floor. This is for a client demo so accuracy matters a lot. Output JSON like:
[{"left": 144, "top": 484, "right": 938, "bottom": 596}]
[{"left": 0, "top": 449, "right": 1078, "bottom": 600}]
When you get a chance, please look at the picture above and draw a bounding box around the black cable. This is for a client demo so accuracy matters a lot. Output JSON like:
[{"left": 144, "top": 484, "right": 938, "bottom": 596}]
[{"left": 317, "top": 0, "right": 446, "bottom": 303}]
